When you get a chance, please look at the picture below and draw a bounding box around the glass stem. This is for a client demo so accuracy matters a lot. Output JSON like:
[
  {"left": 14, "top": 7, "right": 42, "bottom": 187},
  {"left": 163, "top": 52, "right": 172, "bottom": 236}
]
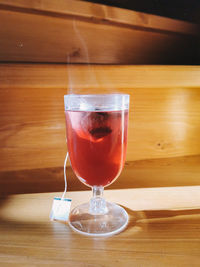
[{"left": 90, "top": 186, "right": 108, "bottom": 215}]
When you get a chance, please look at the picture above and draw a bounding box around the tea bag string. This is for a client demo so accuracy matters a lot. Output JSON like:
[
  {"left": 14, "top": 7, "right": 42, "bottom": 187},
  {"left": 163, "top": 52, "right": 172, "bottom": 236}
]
[{"left": 61, "top": 152, "right": 68, "bottom": 200}]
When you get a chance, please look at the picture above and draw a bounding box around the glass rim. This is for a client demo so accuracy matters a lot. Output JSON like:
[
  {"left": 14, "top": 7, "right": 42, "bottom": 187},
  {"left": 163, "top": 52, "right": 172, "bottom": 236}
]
[
  {"left": 64, "top": 93, "right": 130, "bottom": 111},
  {"left": 64, "top": 93, "right": 130, "bottom": 98}
]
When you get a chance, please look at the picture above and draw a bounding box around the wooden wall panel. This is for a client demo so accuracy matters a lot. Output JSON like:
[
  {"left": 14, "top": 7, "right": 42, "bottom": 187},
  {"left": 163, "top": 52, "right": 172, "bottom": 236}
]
[
  {"left": 0, "top": 64, "right": 200, "bottom": 173},
  {"left": 0, "top": 0, "right": 199, "bottom": 64}
]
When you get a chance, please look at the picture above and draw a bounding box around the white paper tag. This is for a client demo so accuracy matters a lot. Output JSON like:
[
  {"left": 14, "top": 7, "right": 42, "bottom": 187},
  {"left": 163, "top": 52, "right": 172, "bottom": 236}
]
[{"left": 50, "top": 197, "right": 72, "bottom": 222}]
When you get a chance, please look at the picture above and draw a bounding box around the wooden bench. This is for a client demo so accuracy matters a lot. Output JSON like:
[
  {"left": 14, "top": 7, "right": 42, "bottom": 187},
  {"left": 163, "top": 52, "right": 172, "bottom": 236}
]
[{"left": 0, "top": 1, "right": 200, "bottom": 266}]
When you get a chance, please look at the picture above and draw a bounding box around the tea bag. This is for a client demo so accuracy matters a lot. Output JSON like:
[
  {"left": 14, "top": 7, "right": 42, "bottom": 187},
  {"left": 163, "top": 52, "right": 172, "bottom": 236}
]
[
  {"left": 50, "top": 197, "right": 71, "bottom": 221},
  {"left": 81, "top": 112, "right": 112, "bottom": 140},
  {"left": 50, "top": 153, "right": 72, "bottom": 221}
]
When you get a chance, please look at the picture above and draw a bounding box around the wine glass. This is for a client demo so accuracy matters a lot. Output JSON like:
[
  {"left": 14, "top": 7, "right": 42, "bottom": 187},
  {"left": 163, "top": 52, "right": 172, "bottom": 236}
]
[{"left": 64, "top": 94, "right": 130, "bottom": 236}]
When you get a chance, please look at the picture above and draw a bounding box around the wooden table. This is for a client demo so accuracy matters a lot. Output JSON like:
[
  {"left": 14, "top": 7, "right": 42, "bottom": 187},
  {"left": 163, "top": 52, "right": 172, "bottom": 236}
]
[{"left": 0, "top": 187, "right": 200, "bottom": 266}]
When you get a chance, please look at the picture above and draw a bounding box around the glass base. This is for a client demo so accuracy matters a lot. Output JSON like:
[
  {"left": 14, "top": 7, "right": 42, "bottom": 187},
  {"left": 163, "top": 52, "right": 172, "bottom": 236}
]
[{"left": 69, "top": 201, "right": 129, "bottom": 237}]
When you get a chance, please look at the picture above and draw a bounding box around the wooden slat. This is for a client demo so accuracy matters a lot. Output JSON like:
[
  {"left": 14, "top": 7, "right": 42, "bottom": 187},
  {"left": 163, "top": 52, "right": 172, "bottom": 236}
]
[
  {"left": 0, "top": 0, "right": 198, "bottom": 35},
  {"left": 1, "top": 64, "right": 200, "bottom": 89},
  {"left": 0, "top": 188, "right": 200, "bottom": 266},
  {"left": 0, "top": 0, "right": 199, "bottom": 64},
  {"left": 0, "top": 155, "right": 199, "bottom": 194},
  {"left": 1, "top": 187, "right": 200, "bottom": 219},
  {"left": 0, "top": 64, "right": 200, "bottom": 172}
]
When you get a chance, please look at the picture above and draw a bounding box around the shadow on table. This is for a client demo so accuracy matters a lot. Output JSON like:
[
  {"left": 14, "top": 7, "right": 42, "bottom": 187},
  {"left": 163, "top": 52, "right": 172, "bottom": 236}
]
[
  {"left": 119, "top": 205, "right": 200, "bottom": 237},
  {"left": 0, "top": 195, "right": 200, "bottom": 240}
]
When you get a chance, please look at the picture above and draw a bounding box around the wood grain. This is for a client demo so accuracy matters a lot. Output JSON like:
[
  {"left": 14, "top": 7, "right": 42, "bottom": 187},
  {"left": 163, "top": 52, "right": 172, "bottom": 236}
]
[
  {"left": 0, "top": 155, "right": 199, "bottom": 194},
  {"left": 0, "top": 0, "right": 199, "bottom": 64},
  {"left": 0, "top": 0, "right": 198, "bottom": 35},
  {"left": 0, "top": 64, "right": 200, "bottom": 172},
  {"left": 0, "top": 188, "right": 200, "bottom": 266},
  {"left": 1, "top": 64, "right": 200, "bottom": 89}
]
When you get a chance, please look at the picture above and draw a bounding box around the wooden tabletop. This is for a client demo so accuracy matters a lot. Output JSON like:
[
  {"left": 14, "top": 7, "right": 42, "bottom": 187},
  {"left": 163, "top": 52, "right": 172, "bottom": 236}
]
[{"left": 0, "top": 187, "right": 200, "bottom": 266}]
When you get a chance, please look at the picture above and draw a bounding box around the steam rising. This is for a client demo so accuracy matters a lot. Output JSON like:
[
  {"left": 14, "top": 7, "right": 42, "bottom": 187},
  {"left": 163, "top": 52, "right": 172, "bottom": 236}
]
[{"left": 66, "top": 19, "right": 118, "bottom": 95}]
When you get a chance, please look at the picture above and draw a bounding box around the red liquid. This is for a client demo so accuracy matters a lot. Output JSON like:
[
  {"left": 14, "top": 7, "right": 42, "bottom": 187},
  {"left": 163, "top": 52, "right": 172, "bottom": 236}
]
[{"left": 65, "top": 110, "right": 128, "bottom": 187}]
